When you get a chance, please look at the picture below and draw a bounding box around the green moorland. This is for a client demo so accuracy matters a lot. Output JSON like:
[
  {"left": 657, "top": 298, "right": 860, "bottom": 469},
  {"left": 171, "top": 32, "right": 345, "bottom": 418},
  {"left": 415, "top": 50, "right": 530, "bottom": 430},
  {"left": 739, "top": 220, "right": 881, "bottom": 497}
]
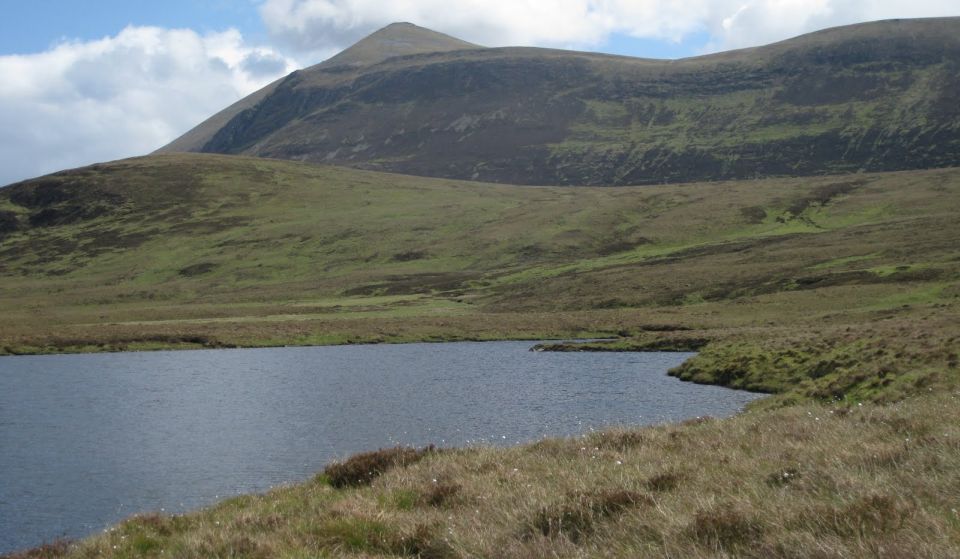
[{"left": 2, "top": 153, "right": 959, "bottom": 557}]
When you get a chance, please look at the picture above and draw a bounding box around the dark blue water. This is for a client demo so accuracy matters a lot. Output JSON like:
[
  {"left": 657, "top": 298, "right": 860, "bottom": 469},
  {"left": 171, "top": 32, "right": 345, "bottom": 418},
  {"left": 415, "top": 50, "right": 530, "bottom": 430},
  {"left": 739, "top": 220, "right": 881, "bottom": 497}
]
[{"left": 0, "top": 342, "right": 760, "bottom": 553}]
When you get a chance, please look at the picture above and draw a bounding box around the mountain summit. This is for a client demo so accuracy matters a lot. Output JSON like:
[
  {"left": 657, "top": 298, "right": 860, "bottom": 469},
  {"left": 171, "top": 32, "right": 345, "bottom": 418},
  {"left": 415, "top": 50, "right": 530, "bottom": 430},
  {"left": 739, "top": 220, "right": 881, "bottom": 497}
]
[
  {"left": 158, "top": 17, "right": 960, "bottom": 185},
  {"left": 320, "top": 22, "right": 481, "bottom": 68}
]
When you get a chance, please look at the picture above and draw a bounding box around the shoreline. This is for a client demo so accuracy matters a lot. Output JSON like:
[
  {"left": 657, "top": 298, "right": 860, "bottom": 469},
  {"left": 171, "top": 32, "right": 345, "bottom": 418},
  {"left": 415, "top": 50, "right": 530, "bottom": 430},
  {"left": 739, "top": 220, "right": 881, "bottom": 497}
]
[
  {"left": 1, "top": 341, "right": 747, "bottom": 557},
  {"left": 6, "top": 389, "right": 958, "bottom": 558}
]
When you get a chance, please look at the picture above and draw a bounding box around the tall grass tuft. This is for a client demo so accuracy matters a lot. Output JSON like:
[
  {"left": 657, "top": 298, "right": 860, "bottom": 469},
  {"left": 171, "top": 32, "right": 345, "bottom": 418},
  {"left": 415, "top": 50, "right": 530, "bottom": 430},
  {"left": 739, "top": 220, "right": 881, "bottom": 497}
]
[
  {"left": 687, "top": 503, "right": 764, "bottom": 550},
  {"left": 528, "top": 490, "right": 652, "bottom": 543},
  {"left": 324, "top": 445, "right": 436, "bottom": 488}
]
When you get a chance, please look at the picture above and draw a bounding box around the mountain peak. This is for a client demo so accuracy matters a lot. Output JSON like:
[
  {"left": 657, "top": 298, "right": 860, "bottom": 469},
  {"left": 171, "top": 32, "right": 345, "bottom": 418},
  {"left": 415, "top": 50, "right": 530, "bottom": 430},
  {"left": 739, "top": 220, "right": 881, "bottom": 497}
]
[{"left": 320, "top": 22, "right": 481, "bottom": 68}]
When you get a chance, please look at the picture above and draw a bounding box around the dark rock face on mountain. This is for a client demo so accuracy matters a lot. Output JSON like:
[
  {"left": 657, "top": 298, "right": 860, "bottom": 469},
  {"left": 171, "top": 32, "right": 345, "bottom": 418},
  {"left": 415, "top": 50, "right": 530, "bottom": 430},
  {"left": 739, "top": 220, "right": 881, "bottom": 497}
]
[{"left": 158, "top": 18, "right": 960, "bottom": 186}]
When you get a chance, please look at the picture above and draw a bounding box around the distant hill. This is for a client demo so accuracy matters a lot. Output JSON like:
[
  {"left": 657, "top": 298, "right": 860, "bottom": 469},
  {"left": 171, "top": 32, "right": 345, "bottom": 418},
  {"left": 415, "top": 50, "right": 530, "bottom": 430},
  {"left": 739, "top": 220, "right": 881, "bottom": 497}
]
[
  {"left": 158, "top": 18, "right": 960, "bottom": 186},
  {"left": 1, "top": 153, "right": 958, "bottom": 354}
]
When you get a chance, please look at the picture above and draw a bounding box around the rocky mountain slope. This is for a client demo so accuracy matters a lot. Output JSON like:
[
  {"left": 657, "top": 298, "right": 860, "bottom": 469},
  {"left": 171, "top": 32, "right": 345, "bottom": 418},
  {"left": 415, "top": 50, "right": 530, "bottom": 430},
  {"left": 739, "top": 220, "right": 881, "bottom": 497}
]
[{"left": 158, "top": 18, "right": 960, "bottom": 185}]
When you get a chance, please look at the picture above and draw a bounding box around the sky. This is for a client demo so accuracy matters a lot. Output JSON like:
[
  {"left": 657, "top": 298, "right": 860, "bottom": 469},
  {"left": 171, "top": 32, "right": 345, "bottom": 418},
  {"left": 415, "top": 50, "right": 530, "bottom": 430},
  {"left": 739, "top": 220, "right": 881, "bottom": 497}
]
[{"left": 1, "top": 1, "right": 958, "bottom": 186}]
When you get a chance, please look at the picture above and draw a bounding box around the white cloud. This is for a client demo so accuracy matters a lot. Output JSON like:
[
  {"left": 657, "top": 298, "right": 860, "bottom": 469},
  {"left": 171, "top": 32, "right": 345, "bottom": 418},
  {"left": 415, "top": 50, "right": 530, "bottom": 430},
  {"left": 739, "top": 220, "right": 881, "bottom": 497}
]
[
  {"left": 0, "top": 26, "right": 297, "bottom": 186},
  {"left": 258, "top": 0, "right": 702, "bottom": 56},
  {"left": 260, "top": 0, "right": 959, "bottom": 58},
  {"left": 704, "top": 0, "right": 959, "bottom": 50}
]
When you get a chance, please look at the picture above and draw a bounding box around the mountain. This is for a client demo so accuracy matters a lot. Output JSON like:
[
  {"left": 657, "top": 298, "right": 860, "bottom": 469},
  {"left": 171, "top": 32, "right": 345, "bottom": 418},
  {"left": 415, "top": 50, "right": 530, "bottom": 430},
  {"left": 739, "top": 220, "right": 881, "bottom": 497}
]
[{"left": 157, "top": 18, "right": 960, "bottom": 186}]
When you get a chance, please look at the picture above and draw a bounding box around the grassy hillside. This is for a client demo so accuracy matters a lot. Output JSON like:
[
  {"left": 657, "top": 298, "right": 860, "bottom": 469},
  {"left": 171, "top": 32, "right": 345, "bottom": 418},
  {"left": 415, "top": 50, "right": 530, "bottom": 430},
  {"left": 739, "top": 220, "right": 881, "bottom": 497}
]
[
  {"left": 3, "top": 155, "right": 960, "bottom": 557},
  {"left": 159, "top": 18, "right": 960, "bottom": 185},
  {"left": 1, "top": 153, "right": 958, "bottom": 406}
]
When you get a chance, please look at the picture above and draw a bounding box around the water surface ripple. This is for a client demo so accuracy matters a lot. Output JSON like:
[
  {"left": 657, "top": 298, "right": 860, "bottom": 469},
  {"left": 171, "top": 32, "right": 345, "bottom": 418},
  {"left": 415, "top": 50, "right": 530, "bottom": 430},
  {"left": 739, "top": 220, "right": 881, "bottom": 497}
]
[{"left": 0, "top": 342, "right": 761, "bottom": 553}]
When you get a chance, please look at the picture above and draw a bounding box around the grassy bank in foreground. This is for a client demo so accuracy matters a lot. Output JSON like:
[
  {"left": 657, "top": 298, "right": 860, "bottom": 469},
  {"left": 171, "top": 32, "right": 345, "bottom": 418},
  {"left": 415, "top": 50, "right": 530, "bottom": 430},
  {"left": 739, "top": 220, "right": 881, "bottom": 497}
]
[{"left": 9, "top": 392, "right": 959, "bottom": 558}]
